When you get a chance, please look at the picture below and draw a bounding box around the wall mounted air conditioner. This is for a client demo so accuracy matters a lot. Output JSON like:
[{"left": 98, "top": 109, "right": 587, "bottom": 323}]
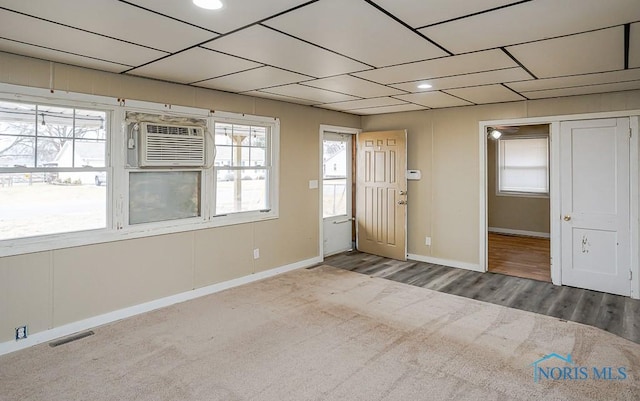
[{"left": 139, "top": 122, "right": 205, "bottom": 167}]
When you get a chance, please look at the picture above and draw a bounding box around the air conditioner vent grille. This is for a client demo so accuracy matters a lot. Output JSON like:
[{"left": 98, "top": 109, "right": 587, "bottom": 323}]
[
  {"left": 139, "top": 122, "right": 206, "bottom": 167},
  {"left": 145, "top": 124, "right": 198, "bottom": 136}
]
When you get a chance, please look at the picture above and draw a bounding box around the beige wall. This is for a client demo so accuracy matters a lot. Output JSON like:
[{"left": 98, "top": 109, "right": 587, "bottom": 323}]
[
  {"left": 486, "top": 129, "right": 550, "bottom": 234},
  {"left": 2, "top": 51, "right": 640, "bottom": 344},
  {"left": 362, "top": 92, "right": 640, "bottom": 265},
  {"left": 0, "top": 53, "right": 360, "bottom": 342}
]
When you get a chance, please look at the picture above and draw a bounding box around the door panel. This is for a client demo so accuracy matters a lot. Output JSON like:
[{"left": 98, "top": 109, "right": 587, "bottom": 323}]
[
  {"left": 322, "top": 132, "right": 353, "bottom": 256},
  {"left": 357, "top": 130, "right": 407, "bottom": 261},
  {"left": 560, "top": 118, "right": 630, "bottom": 296}
]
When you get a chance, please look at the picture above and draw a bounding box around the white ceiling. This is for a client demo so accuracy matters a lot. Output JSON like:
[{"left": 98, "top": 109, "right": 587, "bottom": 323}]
[{"left": 0, "top": 0, "right": 638, "bottom": 115}]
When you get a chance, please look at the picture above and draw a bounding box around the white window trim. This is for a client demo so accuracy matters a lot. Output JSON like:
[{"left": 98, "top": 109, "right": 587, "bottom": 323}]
[
  {"left": 210, "top": 111, "right": 280, "bottom": 226},
  {"left": 0, "top": 84, "right": 280, "bottom": 257},
  {"left": 496, "top": 134, "right": 550, "bottom": 199}
]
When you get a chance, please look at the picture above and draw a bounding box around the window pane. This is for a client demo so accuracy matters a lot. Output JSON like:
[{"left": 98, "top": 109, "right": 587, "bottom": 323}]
[
  {"left": 0, "top": 101, "right": 36, "bottom": 167},
  {"left": 129, "top": 171, "right": 201, "bottom": 224},
  {"left": 37, "top": 136, "right": 68, "bottom": 167},
  {"left": 323, "top": 138, "right": 348, "bottom": 217},
  {"left": 323, "top": 178, "right": 347, "bottom": 218},
  {"left": 0, "top": 135, "right": 35, "bottom": 167},
  {"left": 38, "top": 106, "right": 74, "bottom": 138},
  {"left": 75, "top": 109, "right": 106, "bottom": 139},
  {"left": 215, "top": 170, "right": 268, "bottom": 215},
  {"left": 251, "top": 127, "right": 267, "bottom": 147},
  {"left": 499, "top": 137, "right": 548, "bottom": 194},
  {"left": 0, "top": 172, "right": 106, "bottom": 240},
  {"left": 214, "top": 123, "right": 233, "bottom": 146},
  {"left": 73, "top": 140, "right": 106, "bottom": 168},
  {"left": 323, "top": 140, "right": 347, "bottom": 178}
]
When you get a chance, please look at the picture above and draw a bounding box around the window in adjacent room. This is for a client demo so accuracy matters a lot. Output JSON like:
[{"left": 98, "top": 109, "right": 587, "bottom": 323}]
[
  {"left": 0, "top": 100, "right": 108, "bottom": 240},
  {"left": 497, "top": 135, "right": 549, "bottom": 196}
]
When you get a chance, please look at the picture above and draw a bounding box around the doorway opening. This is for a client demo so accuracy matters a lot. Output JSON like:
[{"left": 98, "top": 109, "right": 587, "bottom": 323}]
[
  {"left": 320, "top": 126, "right": 358, "bottom": 257},
  {"left": 486, "top": 124, "right": 551, "bottom": 282}
]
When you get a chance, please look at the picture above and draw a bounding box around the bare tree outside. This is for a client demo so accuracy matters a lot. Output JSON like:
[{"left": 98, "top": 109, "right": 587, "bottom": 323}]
[{"left": 0, "top": 100, "right": 108, "bottom": 240}]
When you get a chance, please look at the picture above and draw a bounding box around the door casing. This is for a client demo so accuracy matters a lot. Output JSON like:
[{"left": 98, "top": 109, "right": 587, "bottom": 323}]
[
  {"left": 479, "top": 111, "right": 640, "bottom": 299},
  {"left": 319, "top": 125, "right": 360, "bottom": 260}
]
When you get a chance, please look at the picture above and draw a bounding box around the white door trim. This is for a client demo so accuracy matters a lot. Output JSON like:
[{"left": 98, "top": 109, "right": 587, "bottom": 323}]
[
  {"left": 318, "top": 125, "right": 360, "bottom": 261},
  {"left": 479, "top": 110, "right": 640, "bottom": 299}
]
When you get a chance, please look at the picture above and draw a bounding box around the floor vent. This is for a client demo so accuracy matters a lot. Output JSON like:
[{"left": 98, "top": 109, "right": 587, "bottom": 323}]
[{"left": 49, "top": 331, "right": 95, "bottom": 347}]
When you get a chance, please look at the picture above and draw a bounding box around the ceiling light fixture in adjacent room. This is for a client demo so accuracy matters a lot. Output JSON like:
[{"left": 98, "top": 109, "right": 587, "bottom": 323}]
[
  {"left": 193, "top": 0, "right": 223, "bottom": 10},
  {"left": 417, "top": 83, "right": 432, "bottom": 89},
  {"left": 489, "top": 128, "right": 502, "bottom": 139}
]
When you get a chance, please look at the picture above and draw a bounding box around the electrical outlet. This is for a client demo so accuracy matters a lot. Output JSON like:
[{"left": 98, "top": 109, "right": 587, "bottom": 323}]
[
  {"left": 15, "top": 325, "right": 27, "bottom": 341},
  {"left": 253, "top": 248, "right": 260, "bottom": 259},
  {"left": 425, "top": 236, "right": 431, "bottom": 246}
]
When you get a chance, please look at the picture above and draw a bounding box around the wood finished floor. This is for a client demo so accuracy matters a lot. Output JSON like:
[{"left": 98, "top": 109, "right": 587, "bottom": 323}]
[
  {"left": 323, "top": 250, "right": 640, "bottom": 344},
  {"left": 488, "top": 233, "right": 550, "bottom": 282}
]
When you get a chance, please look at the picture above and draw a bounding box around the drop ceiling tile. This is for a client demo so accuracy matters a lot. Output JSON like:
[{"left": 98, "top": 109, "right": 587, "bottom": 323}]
[
  {"left": 262, "top": 85, "right": 359, "bottom": 104},
  {"left": 394, "top": 92, "right": 473, "bottom": 108},
  {"left": 507, "top": 69, "right": 640, "bottom": 92},
  {"left": 0, "top": 39, "right": 130, "bottom": 73},
  {"left": 420, "top": 0, "right": 640, "bottom": 54},
  {"left": 0, "top": 9, "right": 165, "bottom": 66},
  {"left": 202, "top": 25, "right": 370, "bottom": 78},
  {"left": 350, "top": 104, "right": 429, "bottom": 115},
  {"left": 353, "top": 49, "right": 515, "bottom": 85},
  {"left": 196, "top": 66, "right": 309, "bottom": 92},
  {"left": 374, "top": 0, "right": 517, "bottom": 29},
  {"left": 264, "top": 0, "right": 447, "bottom": 67},
  {"left": 244, "top": 91, "right": 317, "bottom": 106},
  {"left": 127, "top": 0, "right": 310, "bottom": 34},
  {"left": 0, "top": 0, "right": 216, "bottom": 53},
  {"left": 522, "top": 80, "right": 640, "bottom": 99},
  {"left": 320, "top": 97, "right": 408, "bottom": 111},
  {"left": 506, "top": 27, "right": 624, "bottom": 79},
  {"left": 631, "top": 23, "right": 640, "bottom": 68},
  {"left": 302, "top": 75, "right": 404, "bottom": 97},
  {"left": 445, "top": 84, "right": 524, "bottom": 104},
  {"left": 391, "top": 67, "right": 531, "bottom": 93},
  {"left": 130, "top": 48, "right": 261, "bottom": 84}
]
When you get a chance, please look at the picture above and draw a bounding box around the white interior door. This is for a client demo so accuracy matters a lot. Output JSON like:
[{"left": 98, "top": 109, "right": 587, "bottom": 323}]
[
  {"left": 322, "top": 132, "right": 353, "bottom": 256},
  {"left": 560, "top": 118, "right": 631, "bottom": 296}
]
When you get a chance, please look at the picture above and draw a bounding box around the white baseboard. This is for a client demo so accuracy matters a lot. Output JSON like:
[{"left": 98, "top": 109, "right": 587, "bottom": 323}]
[
  {"left": 0, "top": 256, "right": 321, "bottom": 357},
  {"left": 488, "top": 227, "right": 550, "bottom": 239},
  {"left": 407, "top": 254, "right": 483, "bottom": 273}
]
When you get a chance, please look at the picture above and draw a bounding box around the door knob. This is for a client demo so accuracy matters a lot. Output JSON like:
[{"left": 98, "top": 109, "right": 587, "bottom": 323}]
[
  {"left": 398, "top": 200, "right": 407, "bottom": 205},
  {"left": 563, "top": 215, "right": 571, "bottom": 221}
]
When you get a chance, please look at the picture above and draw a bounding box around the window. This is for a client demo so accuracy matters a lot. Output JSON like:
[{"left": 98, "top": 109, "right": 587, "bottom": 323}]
[
  {"left": 498, "top": 135, "right": 549, "bottom": 196},
  {"left": 0, "top": 84, "right": 280, "bottom": 256},
  {"left": 0, "top": 100, "right": 108, "bottom": 240},
  {"left": 323, "top": 135, "right": 349, "bottom": 218},
  {"left": 214, "top": 121, "right": 273, "bottom": 216}
]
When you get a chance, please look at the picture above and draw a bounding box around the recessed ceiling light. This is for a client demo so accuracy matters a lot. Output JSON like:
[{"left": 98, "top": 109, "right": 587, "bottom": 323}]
[
  {"left": 193, "top": 0, "right": 223, "bottom": 10},
  {"left": 417, "top": 83, "right": 432, "bottom": 89}
]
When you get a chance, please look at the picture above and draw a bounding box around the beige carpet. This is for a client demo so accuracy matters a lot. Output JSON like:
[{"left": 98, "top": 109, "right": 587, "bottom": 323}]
[{"left": 1, "top": 265, "right": 638, "bottom": 401}]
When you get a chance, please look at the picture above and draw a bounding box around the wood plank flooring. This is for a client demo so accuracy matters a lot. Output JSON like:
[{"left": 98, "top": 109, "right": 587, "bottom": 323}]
[
  {"left": 323, "top": 250, "right": 640, "bottom": 344},
  {"left": 488, "top": 233, "right": 550, "bottom": 282}
]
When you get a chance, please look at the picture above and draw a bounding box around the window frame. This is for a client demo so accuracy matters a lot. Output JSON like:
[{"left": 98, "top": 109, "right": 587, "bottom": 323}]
[
  {"left": 496, "top": 133, "right": 550, "bottom": 198},
  {"left": 0, "top": 83, "right": 280, "bottom": 257},
  {"left": 0, "top": 94, "right": 114, "bottom": 246},
  {"left": 210, "top": 111, "right": 280, "bottom": 226}
]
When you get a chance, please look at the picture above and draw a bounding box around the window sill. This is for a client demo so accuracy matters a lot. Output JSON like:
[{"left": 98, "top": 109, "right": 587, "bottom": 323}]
[
  {"left": 496, "top": 191, "right": 550, "bottom": 199},
  {"left": 0, "top": 212, "right": 279, "bottom": 258}
]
